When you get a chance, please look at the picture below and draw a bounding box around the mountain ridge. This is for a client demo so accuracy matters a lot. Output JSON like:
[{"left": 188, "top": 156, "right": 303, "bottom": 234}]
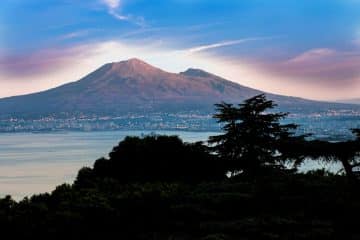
[
  {"left": 0, "top": 58, "right": 357, "bottom": 119},
  {"left": 337, "top": 98, "right": 360, "bottom": 105}
]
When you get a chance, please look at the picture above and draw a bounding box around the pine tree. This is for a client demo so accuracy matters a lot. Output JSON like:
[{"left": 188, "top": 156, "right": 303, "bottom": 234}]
[{"left": 209, "top": 94, "right": 300, "bottom": 175}]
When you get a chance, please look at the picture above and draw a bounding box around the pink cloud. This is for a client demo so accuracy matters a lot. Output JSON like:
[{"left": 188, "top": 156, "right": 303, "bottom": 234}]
[
  {"left": 0, "top": 45, "right": 92, "bottom": 78},
  {"left": 253, "top": 48, "right": 360, "bottom": 88},
  {"left": 0, "top": 41, "right": 359, "bottom": 100},
  {"left": 287, "top": 48, "right": 336, "bottom": 64}
]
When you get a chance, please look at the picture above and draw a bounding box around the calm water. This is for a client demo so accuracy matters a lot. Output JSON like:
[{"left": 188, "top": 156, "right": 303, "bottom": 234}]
[
  {"left": 0, "top": 131, "right": 341, "bottom": 200},
  {"left": 0, "top": 131, "right": 217, "bottom": 199}
]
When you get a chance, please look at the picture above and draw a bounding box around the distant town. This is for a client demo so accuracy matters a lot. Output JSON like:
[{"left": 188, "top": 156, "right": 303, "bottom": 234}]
[{"left": 1, "top": 108, "right": 359, "bottom": 141}]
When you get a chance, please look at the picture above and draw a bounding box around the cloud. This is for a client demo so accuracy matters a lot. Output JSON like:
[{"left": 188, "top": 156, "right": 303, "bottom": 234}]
[
  {"left": 249, "top": 48, "right": 360, "bottom": 95},
  {"left": 100, "top": 0, "right": 145, "bottom": 27},
  {"left": 283, "top": 49, "right": 360, "bottom": 80},
  {"left": 1, "top": 41, "right": 359, "bottom": 101},
  {"left": 0, "top": 45, "right": 91, "bottom": 78},
  {"left": 0, "top": 40, "right": 271, "bottom": 98},
  {"left": 187, "top": 40, "right": 248, "bottom": 53},
  {"left": 110, "top": 12, "right": 145, "bottom": 26},
  {"left": 184, "top": 37, "right": 269, "bottom": 54},
  {"left": 102, "top": 0, "right": 121, "bottom": 9},
  {"left": 287, "top": 48, "right": 336, "bottom": 64},
  {"left": 110, "top": 11, "right": 128, "bottom": 20},
  {"left": 58, "top": 30, "right": 90, "bottom": 41}
]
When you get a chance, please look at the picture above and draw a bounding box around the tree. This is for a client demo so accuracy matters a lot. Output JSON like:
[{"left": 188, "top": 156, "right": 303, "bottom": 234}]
[
  {"left": 78, "top": 135, "right": 226, "bottom": 183},
  {"left": 209, "top": 94, "right": 303, "bottom": 175},
  {"left": 299, "top": 129, "right": 360, "bottom": 182},
  {"left": 275, "top": 127, "right": 360, "bottom": 182}
]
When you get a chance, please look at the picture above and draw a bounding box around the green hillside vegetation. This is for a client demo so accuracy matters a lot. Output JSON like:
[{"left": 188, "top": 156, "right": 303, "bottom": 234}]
[{"left": 0, "top": 94, "right": 360, "bottom": 239}]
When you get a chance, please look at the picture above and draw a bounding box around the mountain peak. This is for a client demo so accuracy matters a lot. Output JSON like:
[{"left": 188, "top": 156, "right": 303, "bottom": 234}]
[
  {"left": 180, "top": 68, "right": 215, "bottom": 78},
  {"left": 105, "top": 58, "right": 163, "bottom": 77},
  {"left": 112, "top": 58, "right": 153, "bottom": 68},
  {"left": 0, "top": 57, "right": 343, "bottom": 119},
  {"left": 125, "top": 58, "right": 148, "bottom": 65}
]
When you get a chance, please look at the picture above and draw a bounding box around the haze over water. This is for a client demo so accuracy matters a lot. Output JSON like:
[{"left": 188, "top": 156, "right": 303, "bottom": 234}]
[
  {"left": 0, "top": 131, "right": 217, "bottom": 199},
  {"left": 0, "top": 130, "right": 341, "bottom": 200}
]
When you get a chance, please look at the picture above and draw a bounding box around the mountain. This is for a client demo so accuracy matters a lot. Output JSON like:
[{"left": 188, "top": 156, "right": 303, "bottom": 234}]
[
  {"left": 0, "top": 58, "right": 356, "bottom": 119},
  {"left": 337, "top": 99, "right": 360, "bottom": 105}
]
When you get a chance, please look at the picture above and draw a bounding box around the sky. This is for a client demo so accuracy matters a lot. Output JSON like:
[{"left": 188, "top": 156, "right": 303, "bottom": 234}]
[{"left": 0, "top": 0, "right": 360, "bottom": 101}]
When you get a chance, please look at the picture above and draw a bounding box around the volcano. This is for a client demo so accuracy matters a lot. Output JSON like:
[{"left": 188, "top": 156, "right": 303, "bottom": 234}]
[{"left": 0, "top": 58, "right": 354, "bottom": 119}]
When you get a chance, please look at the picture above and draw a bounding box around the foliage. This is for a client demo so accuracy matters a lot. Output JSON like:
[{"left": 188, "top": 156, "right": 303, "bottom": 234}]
[
  {"left": 0, "top": 172, "right": 359, "bottom": 239},
  {"left": 209, "top": 94, "right": 305, "bottom": 175},
  {"left": 0, "top": 95, "right": 359, "bottom": 238},
  {"left": 285, "top": 129, "right": 360, "bottom": 180},
  {"left": 75, "top": 135, "right": 226, "bottom": 186}
]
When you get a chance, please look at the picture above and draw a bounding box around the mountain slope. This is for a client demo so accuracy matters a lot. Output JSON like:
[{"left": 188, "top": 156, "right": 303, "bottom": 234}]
[
  {"left": 0, "top": 58, "right": 356, "bottom": 119},
  {"left": 337, "top": 99, "right": 360, "bottom": 105}
]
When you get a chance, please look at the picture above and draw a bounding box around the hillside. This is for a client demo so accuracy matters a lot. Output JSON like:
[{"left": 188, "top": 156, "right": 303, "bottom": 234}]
[
  {"left": 337, "top": 99, "right": 360, "bottom": 105},
  {"left": 0, "top": 134, "right": 360, "bottom": 239},
  {"left": 0, "top": 58, "right": 356, "bottom": 119}
]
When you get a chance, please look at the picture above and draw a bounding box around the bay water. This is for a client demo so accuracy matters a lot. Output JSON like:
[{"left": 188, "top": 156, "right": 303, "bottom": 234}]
[{"left": 0, "top": 131, "right": 340, "bottom": 200}]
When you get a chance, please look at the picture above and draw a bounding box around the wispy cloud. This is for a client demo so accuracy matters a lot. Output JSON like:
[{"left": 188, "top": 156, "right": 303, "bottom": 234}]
[
  {"left": 58, "top": 30, "right": 91, "bottom": 41},
  {"left": 0, "top": 40, "right": 274, "bottom": 99},
  {"left": 185, "top": 37, "right": 273, "bottom": 54},
  {"left": 101, "top": 0, "right": 145, "bottom": 27},
  {"left": 102, "top": 0, "right": 121, "bottom": 9},
  {"left": 111, "top": 12, "right": 145, "bottom": 27},
  {"left": 251, "top": 47, "right": 360, "bottom": 92},
  {"left": 287, "top": 48, "right": 336, "bottom": 64},
  {"left": 1, "top": 40, "right": 359, "bottom": 100}
]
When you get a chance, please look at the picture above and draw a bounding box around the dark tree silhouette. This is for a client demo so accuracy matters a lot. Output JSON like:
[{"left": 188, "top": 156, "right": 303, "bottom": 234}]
[
  {"left": 209, "top": 94, "right": 304, "bottom": 175},
  {"left": 0, "top": 105, "right": 360, "bottom": 238},
  {"left": 278, "top": 127, "right": 360, "bottom": 182},
  {"left": 295, "top": 129, "right": 360, "bottom": 182},
  {"left": 75, "top": 135, "right": 226, "bottom": 185}
]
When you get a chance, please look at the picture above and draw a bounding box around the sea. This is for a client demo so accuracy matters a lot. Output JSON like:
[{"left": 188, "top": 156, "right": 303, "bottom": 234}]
[{"left": 0, "top": 130, "right": 341, "bottom": 200}]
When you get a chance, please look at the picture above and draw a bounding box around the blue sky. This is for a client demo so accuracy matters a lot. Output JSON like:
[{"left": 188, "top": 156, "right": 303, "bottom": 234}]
[{"left": 0, "top": 0, "right": 360, "bottom": 100}]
